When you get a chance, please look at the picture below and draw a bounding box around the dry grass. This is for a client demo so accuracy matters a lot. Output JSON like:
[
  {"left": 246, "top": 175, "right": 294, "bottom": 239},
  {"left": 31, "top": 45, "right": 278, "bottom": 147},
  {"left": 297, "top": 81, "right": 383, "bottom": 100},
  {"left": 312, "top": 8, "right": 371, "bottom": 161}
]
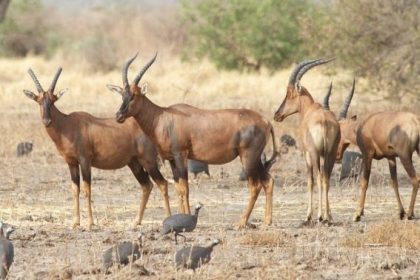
[
  {"left": 342, "top": 220, "right": 420, "bottom": 250},
  {"left": 0, "top": 55, "right": 419, "bottom": 279},
  {"left": 240, "top": 231, "right": 293, "bottom": 247}
]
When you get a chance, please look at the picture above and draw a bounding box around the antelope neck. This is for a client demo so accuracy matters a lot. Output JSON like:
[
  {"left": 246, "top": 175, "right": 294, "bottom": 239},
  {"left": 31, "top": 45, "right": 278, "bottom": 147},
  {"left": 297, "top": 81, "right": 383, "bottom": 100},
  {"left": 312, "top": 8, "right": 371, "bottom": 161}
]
[
  {"left": 298, "top": 94, "right": 315, "bottom": 120},
  {"left": 132, "top": 96, "right": 164, "bottom": 138},
  {"left": 44, "top": 105, "right": 68, "bottom": 141}
]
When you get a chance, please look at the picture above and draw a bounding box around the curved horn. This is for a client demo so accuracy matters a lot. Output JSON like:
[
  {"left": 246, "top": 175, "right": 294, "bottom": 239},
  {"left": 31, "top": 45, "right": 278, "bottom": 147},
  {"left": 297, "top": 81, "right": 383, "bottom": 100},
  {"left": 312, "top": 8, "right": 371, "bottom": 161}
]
[
  {"left": 133, "top": 52, "right": 157, "bottom": 86},
  {"left": 322, "top": 82, "right": 333, "bottom": 110},
  {"left": 122, "top": 52, "right": 138, "bottom": 86},
  {"left": 48, "top": 67, "right": 62, "bottom": 93},
  {"left": 288, "top": 59, "right": 321, "bottom": 86},
  {"left": 295, "top": 57, "right": 335, "bottom": 84},
  {"left": 339, "top": 78, "right": 356, "bottom": 120},
  {"left": 27, "top": 68, "right": 44, "bottom": 93}
]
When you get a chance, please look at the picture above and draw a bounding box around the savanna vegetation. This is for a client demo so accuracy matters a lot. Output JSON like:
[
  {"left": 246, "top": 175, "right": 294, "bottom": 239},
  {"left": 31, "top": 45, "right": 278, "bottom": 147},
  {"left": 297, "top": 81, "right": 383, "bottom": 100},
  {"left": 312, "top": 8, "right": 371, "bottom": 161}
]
[{"left": 0, "top": 0, "right": 419, "bottom": 279}]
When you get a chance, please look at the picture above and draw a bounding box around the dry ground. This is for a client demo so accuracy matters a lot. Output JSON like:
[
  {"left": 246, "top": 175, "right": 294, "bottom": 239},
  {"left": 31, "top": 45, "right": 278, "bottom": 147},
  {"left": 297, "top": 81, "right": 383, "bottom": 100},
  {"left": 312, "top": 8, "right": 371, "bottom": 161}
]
[{"left": 0, "top": 56, "right": 419, "bottom": 279}]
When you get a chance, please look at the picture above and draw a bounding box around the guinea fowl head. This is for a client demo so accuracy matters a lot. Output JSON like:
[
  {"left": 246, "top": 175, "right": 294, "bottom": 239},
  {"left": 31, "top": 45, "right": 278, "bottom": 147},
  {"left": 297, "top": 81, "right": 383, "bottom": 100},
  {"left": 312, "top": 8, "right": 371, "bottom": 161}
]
[{"left": 194, "top": 203, "right": 203, "bottom": 216}]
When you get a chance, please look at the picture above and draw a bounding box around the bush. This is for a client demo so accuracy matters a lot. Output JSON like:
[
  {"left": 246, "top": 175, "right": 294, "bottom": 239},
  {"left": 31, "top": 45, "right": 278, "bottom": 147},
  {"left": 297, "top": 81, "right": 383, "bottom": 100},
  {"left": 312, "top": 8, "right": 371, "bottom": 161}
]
[
  {"left": 302, "top": 0, "right": 420, "bottom": 98},
  {"left": 0, "top": 0, "right": 48, "bottom": 56},
  {"left": 181, "top": 0, "right": 315, "bottom": 71}
]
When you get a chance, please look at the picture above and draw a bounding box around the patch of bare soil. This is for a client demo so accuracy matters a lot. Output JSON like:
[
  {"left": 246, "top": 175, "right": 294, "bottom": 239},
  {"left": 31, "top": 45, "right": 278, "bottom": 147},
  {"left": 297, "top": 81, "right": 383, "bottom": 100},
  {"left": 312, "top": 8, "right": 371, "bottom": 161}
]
[{"left": 0, "top": 149, "right": 419, "bottom": 279}]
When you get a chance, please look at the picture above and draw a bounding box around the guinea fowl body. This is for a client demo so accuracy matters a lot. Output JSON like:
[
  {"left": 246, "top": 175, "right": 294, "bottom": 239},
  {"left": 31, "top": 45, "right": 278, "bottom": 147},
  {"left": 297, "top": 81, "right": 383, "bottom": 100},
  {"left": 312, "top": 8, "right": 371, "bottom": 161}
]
[
  {"left": 175, "top": 239, "right": 220, "bottom": 270},
  {"left": 188, "top": 160, "right": 210, "bottom": 178},
  {"left": 102, "top": 234, "right": 143, "bottom": 272},
  {"left": 162, "top": 203, "right": 203, "bottom": 243},
  {"left": 0, "top": 222, "right": 14, "bottom": 280}
]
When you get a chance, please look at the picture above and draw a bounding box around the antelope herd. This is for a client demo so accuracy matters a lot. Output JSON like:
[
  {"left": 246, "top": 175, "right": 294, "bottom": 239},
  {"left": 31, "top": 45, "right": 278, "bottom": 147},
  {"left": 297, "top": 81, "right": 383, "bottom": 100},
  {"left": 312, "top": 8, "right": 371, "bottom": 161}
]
[{"left": 21, "top": 53, "right": 419, "bottom": 230}]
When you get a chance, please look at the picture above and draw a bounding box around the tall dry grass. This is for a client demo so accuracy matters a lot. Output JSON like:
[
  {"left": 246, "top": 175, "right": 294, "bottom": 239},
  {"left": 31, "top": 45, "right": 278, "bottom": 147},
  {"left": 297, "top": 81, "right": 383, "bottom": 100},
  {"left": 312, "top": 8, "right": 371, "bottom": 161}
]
[{"left": 0, "top": 55, "right": 356, "bottom": 156}]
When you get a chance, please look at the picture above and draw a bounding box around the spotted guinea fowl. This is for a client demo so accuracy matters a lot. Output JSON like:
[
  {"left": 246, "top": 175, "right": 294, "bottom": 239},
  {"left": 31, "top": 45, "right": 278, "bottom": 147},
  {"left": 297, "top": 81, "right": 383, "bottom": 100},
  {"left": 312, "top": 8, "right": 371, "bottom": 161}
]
[
  {"left": 175, "top": 239, "right": 221, "bottom": 270},
  {"left": 0, "top": 222, "right": 14, "bottom": 280},
  {"left": 161, "top": 203, "right": 203, "bottom": 244},
  {"left": 102, "top": 233, "right": 143, "bottom": 273},
  {"left": 0, "top": 223, "right": 14, "bottom": 240}
]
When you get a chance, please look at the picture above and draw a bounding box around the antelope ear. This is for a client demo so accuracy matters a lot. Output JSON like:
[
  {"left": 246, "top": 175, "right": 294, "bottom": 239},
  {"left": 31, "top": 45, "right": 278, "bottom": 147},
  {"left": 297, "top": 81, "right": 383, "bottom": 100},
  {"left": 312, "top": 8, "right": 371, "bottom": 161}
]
[
  {"left": 350, "top": 115, "right": 357, "bottom": 121},
  {"left": 56, "top": 88, "right": 68, "bottom": 100},
  {"left": 23, "top": 90, "right": 38, "bottom": 101},
  {"left": 141, "top": 83, "right": 148, "bottom": 95},
  {"left": 107, "top": 84, "right": 123, "bottom": 95}
]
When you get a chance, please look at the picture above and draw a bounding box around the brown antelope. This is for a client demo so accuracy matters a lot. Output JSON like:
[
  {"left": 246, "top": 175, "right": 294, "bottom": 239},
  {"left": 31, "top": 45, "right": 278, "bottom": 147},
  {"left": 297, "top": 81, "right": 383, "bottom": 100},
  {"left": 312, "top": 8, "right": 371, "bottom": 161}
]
[
  {"left": 335, "top": 84, "right": 420, "bottom": 221},
  {"left": 274, "top": 58, "right": 340, "bottom": 222},
  {"left": 23, "top": 68, "right": 171, "bottom": 229},
  {"left": 108, "top": 53, "right": 278, "bottom": 228}
]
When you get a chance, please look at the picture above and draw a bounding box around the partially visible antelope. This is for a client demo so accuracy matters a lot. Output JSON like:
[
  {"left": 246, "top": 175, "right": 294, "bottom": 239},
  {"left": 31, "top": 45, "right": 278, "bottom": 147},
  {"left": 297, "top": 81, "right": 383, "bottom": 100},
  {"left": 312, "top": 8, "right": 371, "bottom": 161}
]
[
  {"left": 274, "top": 58, "right": 340, "bottom": 222},
  {"left": 23, "top": 68, "right": 171, "bottom": 229},
  {"left": 334, "top": 83, "right": 420, "bottom": 221},
  {"left": 108, "top": 53, "right": 278, "bottom": 228}
]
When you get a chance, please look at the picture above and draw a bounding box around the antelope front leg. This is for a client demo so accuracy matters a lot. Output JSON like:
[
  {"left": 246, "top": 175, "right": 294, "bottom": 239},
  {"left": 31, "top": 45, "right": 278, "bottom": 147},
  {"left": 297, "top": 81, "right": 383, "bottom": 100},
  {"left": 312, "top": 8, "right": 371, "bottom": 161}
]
[
  {"left": 238, "top": 179, "right": 262, "bottom": 229},
  {"left": 305, "top": 159, "right": 314, "bottom": 222},
  {"left": 354, "top": 156, "right": 372, "bottom": 222},
  {"left": 69, "top": 164, "right": 80, "bottom": 229},
  {"left": 388, "top": 158, "right": 406, "bottom": 219},
  {"left": 316, "top": 173, "right": 323, "bottom": 222},
  {"left": 169, "top": 160, "right": 185, "bottom": 213},
  {"left": 179, "top": 178, "right": 191, "bottom": 214},
  {"left": 81, "top": 161, "right": 94, "bottom": 230},
  {"left": 135, "top": 182, "right": 153, "bottom": 227},
  {"left": 399, "top": 156, "right": 419, "bottom": 219},
  {"left": 157, "top": 180, "right": 171, "bottom": 217},
  {"left": 263, "top": 176, "right": 274, "bottom": 226},
  {"left": 322, "top": 176, "right": 332, "bottom": 222}
]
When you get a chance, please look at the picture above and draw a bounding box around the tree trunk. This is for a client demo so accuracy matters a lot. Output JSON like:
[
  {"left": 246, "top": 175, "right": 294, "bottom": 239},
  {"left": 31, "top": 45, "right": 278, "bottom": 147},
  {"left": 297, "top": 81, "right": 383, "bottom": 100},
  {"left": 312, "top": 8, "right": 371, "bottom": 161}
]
[{"left": 0, "top": 0, "right": 10, "bottom": 22}]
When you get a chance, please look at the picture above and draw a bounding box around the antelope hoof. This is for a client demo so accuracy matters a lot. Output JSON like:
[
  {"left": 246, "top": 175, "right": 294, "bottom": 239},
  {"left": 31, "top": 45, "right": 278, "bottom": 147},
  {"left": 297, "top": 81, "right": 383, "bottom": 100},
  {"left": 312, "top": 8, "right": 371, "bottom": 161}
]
[
  {"left": 263, "top": 218, "right": 272, "bottom": 226},
  {"left": 236, "top": 222, "right": 257, "bottom": 230},
  {"left": 323, "top": 215, "right": 332, "bottom": 223},
  {"left": 132, "top": 221, "right": 141, "bottom": 229},
  {"left": 72, "top": 223, "right": 80, "bottom": 230},
  {"left": 88, "top": 223, "right": 95, "bottom": 231},
  {"left": 353, "top": 214, "right": 362, "bottom": 222},
  {"left": 407, "top": 213, "right": 415, "bottom": 220},
  {"left": 399, "top": 210, "right": 406, "bottom": 220},
  {"left": 305, "top": 215, "right": 312, "bottom": 222},
  {"left": 317, "top": 216, "right": 323, "bottom": 223}
]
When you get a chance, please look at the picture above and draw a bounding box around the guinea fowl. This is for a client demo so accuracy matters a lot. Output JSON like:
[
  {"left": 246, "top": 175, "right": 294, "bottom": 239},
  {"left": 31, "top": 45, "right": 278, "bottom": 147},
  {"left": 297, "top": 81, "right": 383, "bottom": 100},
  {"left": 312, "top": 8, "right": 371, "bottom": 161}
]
[
  {"left": 188, "top": 160, "right": 210, "bottom": 179},
  {"left": 0, "top": 222, "right": 14, "bottom": 280},
  {"left": 175, "top": 239, "right": 221, "bottom": 270},
  {"left": 0, "top": 223, "right": 14, "bottom": 240},
  {"left": 161, "top": 203, "right": 203, "bottom": 244},
  {"left": 102, "top": 233, "right": 143, "bottom": 273}
]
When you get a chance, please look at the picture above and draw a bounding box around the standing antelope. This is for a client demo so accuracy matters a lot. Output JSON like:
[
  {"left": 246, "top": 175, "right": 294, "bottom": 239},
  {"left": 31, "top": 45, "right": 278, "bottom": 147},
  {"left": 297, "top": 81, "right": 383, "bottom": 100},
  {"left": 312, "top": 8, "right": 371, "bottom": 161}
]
[
  {"left": 23, "top": 68, "right": 171, "bottom": 229},
  {"left": 335, "top": 83, "right": 420, "bottom": 221},
  {"left": 274, "top": 58, "right": 340, "bottom": 222},
  {"left": 108, "top": 53, "right": 277, "bottom": 228}
]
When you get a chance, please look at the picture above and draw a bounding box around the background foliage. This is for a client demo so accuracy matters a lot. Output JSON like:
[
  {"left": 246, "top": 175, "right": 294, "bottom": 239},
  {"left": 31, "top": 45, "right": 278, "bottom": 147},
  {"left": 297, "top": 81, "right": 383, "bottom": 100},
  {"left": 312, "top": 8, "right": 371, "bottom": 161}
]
[{"left": 0, "top": 0, "right": 418, "bottom": 97}]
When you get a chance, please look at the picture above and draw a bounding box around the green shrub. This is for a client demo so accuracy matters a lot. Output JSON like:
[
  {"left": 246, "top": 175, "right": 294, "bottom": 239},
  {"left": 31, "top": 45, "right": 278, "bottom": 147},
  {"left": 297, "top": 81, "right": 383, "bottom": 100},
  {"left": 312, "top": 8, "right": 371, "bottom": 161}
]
[{"left": 181, "top": 0, "right": 315, "bottom": 71}]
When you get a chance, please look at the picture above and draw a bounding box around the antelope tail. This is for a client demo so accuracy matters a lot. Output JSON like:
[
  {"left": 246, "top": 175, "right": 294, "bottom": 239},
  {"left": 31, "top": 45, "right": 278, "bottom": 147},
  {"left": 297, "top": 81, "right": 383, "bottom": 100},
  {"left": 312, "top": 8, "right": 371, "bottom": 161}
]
[{"left": 264, "top": 124, "right": 278, "bottom": 172}]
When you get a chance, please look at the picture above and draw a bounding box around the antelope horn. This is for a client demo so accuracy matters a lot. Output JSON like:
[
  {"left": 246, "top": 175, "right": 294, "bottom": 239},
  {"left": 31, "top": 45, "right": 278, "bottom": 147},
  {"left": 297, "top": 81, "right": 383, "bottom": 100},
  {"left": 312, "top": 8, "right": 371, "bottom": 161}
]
[
  {"left": 339, "top": 78, "right": 356, "bottom": 120},
  {"left": 122, "top": 52, "right": 138, "bottom": 86},
  {"left": 48, "top": 67, "right": 62, "bottom": 93},
  {"left": 133, "top": 52, "right": 157, "bottom": 86},
  {"left": 288, "top": 59, "right": 321, "bottom": 86},
  {"left": 322, "top": 82, "right": 333, "bottom": 110},
  {"left": 295, "top": 57, "right": 335, "bottom": 84},
  {"left": 27, "top": 68, "right": 44, "bottom": 93}
]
